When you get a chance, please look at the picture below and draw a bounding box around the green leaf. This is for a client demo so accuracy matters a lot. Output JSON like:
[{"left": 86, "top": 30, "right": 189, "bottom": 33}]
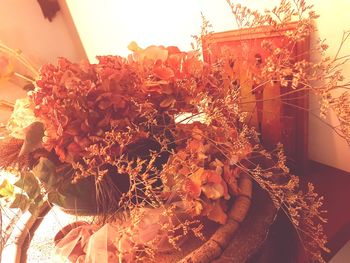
[
  {"left": 48, "top": 191, "right": 66, "bottom": 207},
  {"left": 28, "top": 203, "right": 38, "bottom": 215},
  {"left": 19, "top": 121, "right": 45, "bottom": 156},
  {"left": 28, "top": 194, "right": 44, "bottom": 215},
  {"left": 28, "top": 200, "right": 43, "bottom": 215},
  {"left": 32, "top": 157, "right": 58, "bottom": 188},
  {"left": 14, "top": 172, "right": 40, "bottom": 199},
  {"left": 10, "top": 193, "right": 30, "bottom": 211},
  {"left": 0, "top": 179, "right": 14, "bottom": 198}
]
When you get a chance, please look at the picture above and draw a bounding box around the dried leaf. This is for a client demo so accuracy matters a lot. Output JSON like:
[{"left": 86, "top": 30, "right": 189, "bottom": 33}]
[
  {"left": 203, "top": 170, "right": 222, "bottom": 184},
  {"left": 153, "top": 66, "right": 175, "bottom": 80},
  {"left": 141, "top": 46, "right": 168, "bottom": 62},
  {"left": 183, "top": 168, "right": 205, "bottom": 198},
  {"left": 191, "top": 126, "right": 204, "bottom": 140},
  {"left": 128, "top": 41, "right": 142, "bottom": 52},
  {"left": 201, "top": 183, "right": 225, "bottom": 200},
  {"left": 187, "top": 139, "right": 204, "bottom": 152},
  {"left": 183, "top": 178, "right": 201, "bottom": 198}
]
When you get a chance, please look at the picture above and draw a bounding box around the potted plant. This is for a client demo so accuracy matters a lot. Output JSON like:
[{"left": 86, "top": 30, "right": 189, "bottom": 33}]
[{"left": 1, "top": 0, "right": 349, "bottom": 262}]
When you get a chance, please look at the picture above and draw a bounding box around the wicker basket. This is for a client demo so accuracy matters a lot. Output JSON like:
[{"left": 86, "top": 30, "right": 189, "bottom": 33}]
[
  {"left": 15, "top": 171, "right": 252, "bottom": 263},
  {"left": 156, "top": 172, "right": 253, "bottom": 263}
]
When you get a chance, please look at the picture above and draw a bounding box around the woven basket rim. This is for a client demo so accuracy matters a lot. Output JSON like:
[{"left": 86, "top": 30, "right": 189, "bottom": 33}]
[{"left": 178, "top": 172, "right": 253, "bottom": 263}]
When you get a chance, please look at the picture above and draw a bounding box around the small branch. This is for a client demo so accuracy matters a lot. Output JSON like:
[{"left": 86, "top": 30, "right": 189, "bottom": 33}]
[
  {"left": 0, "top": 43, "right": 39, "bottom": 78},
  {"left": 13, "top": 72, "right": 35, "bottom": 84},
  {"left": 0, "top": 100, "right": 14, "bottom": 111},
  {"left": 333, "top": 31, "right": 350, "bottom": 62}
]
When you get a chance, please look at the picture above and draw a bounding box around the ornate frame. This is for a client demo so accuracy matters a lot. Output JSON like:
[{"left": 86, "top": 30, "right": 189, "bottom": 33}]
[{"left": 203, "top": 22, "right": 310, "bottom": 174}]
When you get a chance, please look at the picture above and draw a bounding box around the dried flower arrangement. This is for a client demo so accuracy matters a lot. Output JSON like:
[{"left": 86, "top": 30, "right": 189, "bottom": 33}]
[{"left": 1, "top": 0, "right": 350, "bottom": 262}]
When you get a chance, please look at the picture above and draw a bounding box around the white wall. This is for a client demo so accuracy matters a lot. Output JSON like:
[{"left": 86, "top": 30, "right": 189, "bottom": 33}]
[
  {"left": 67, "top": 0, "right": 350, "bottom": 172},
  {"left": 66, "top": 0, "right": 286, "bottom": 61},
  {"left": 308, "top": 0, "right": 350, "bottom": 172},
  {"left": 0, "top": 0, "right": 85, "bottom": 64},
  {"left": 0, "top": 0, "right": 87, "bottom": 123}
]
